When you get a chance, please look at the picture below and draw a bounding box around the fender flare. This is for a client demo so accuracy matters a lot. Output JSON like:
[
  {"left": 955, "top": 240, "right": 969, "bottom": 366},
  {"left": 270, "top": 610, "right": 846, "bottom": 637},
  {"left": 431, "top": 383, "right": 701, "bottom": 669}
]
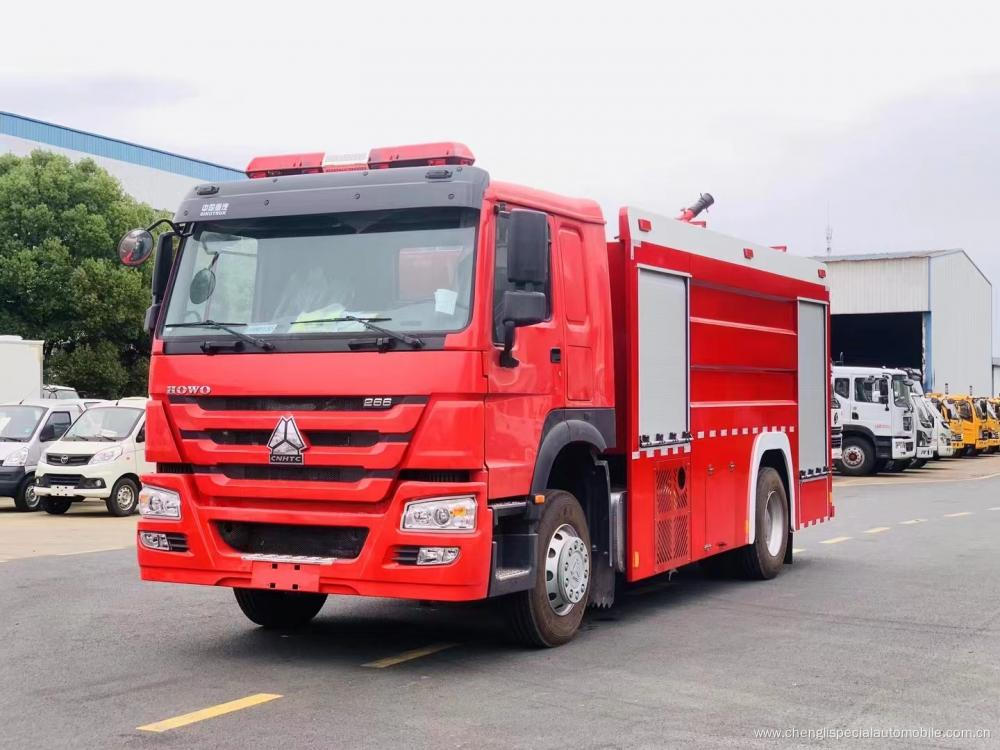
[
  {"left": 529, "top": 411, "right": 612, "bottom": 494},
  {"left": 746, "top": 431, "right": 796, "bottom": 543},
  {"left": 841, "top": 424, "right": 877, "bottom": 443}
]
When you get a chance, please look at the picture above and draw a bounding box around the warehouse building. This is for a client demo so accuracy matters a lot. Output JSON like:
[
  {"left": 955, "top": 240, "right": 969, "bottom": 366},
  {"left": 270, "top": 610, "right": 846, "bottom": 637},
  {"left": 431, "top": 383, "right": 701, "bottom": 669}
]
[
  {"left": 0, "top": 111, "right": 244, "bottom": 210},
  {"left": 820, "top": 250, "right": 993, "bottom": 395},
  {"left": 993, "top": 358, "right": 1000, "bottom": 396}
]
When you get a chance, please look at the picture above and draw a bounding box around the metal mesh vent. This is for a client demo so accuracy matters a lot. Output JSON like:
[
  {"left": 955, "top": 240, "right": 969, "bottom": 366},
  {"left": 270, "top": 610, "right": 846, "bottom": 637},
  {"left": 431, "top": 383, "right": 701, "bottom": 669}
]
[{"left": 653, "top": 463, "right": 689, "bottom": 570}]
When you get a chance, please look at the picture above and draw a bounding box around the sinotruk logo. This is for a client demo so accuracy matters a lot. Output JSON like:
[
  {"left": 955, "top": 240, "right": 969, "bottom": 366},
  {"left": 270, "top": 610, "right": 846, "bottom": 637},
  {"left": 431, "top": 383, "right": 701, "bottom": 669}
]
[{"left": 267, "top": 416, "right": 308, "bottom": 464}]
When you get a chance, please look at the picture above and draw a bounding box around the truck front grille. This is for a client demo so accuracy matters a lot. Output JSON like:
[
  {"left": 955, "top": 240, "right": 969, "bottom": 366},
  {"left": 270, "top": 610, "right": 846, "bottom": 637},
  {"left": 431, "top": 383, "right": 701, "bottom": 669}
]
[
  {"left": 37, "top": 473, "right": 83, "bottom": 487},
  {"left": 170, "top": 395, "right": 426, "bottom": 411},
  {"left": 216, "top": 521, "right": 368, "bottom": 559}
]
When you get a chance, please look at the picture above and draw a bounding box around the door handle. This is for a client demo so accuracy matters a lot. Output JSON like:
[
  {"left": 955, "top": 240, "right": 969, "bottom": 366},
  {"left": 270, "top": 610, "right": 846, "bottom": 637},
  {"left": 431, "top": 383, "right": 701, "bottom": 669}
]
[{"left": 550, "top": 348, "right": 562, "bottom": 364}]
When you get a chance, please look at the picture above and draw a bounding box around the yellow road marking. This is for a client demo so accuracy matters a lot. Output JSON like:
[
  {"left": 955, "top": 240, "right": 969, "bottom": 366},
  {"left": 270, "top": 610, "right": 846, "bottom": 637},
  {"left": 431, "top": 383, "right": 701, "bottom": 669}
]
[
  {"left": 943, "top": 511, "right": 973, "bottom": 518},
  {"left": 820, "top": 536, "right": 851, "bottom": 545},
  {"left": 899, "top": 518, "right": 927, "bottom": 525},
  {"left": 362, "top": 643, "right": 456, "bottom": 668},
  {"left": 792, "top": 547, "right": 806, "bottom": 553},
  {"left": 864, "top": 527, "right": 891, "bottom": 534},
  {"left": 138, "top": 693, "right": 282, "bottom": 733}
]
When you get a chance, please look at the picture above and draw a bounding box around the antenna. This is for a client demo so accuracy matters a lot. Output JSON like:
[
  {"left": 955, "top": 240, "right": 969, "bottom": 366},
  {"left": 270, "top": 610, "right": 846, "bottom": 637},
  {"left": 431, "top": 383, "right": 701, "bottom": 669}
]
[{"left": 825, "top": 203, "right": 833, "bottom": 256}]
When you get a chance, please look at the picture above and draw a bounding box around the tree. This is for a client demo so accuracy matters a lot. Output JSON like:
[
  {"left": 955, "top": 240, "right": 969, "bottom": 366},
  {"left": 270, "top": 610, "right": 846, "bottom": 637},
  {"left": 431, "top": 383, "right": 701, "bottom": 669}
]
[{"left": 0, "top": 150, "right": 166, "bottom": 398}]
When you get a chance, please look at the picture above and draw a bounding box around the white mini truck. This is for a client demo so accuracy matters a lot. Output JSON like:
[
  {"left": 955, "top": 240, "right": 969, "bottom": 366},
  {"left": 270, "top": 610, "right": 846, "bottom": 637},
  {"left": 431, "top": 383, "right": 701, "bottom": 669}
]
[{"left": 35, "top": 398, "right": 152, "bottom": 516}]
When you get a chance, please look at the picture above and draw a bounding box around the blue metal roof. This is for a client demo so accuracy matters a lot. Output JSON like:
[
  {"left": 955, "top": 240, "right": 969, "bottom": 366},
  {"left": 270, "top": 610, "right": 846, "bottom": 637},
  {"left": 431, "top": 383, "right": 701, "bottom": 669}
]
[{"left": 0, "top": 111, "right": 245, "bottom": 183}]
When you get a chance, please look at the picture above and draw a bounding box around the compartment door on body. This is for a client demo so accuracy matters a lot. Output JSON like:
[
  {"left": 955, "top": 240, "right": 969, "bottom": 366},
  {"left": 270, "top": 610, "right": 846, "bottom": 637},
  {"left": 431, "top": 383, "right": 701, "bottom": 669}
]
[
  {"left": 631, "top": 266, "right": 691, "bottom": 578},
  {"left": 796, "top": 300, "right": 830, "bottom": 525}
]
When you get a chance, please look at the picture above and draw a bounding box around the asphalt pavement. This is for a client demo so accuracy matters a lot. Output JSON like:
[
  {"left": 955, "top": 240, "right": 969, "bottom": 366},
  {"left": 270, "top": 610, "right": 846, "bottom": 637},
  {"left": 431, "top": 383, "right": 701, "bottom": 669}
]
[{"left": 1, "top": 458, "right": 998, "bottom": 749}]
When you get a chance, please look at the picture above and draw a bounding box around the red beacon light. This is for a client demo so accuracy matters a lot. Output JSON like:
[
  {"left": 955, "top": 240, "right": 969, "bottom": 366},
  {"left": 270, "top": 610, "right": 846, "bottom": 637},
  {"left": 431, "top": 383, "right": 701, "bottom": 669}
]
[{"left": 246, "top": 142, "right": 475, "bottom": 178}]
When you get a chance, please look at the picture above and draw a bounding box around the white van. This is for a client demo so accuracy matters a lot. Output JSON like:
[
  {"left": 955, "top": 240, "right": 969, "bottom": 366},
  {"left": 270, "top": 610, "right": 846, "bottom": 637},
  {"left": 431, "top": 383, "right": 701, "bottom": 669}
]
[
  {"left": 0, "top": 400, "right": 87, "bottom": 510},
  {"left": 35, "top": 399, "right": 152, "bottom": 516}
]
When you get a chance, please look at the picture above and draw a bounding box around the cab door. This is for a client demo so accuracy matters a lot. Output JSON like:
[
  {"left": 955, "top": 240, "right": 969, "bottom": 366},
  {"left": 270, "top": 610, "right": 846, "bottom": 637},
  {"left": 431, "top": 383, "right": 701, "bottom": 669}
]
[{"left": 484, "top": 207, "right": 564, "bottom": 498}]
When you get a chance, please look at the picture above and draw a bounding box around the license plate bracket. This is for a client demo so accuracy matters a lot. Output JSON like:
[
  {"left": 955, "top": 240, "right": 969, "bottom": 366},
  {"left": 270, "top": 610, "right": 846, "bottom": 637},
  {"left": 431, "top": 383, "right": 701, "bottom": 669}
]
[{"left": 250, "top": 561, "right": 321, "bottom": 593}]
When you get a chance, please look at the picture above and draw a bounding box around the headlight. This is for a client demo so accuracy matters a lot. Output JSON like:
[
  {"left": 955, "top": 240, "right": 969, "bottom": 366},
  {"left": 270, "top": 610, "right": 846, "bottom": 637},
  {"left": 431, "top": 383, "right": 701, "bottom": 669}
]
[
  {"left": 90, "top": 445, "right": 124, "bottom": 464},
  {"left": 138, "top": 486, "right": 182, "bottom": 519},
  {"left": 2, "top": 446, "right": 29, "bottom": 467},
  {"left": 401, "top": 496, "right": 476, "bottom": 532}
]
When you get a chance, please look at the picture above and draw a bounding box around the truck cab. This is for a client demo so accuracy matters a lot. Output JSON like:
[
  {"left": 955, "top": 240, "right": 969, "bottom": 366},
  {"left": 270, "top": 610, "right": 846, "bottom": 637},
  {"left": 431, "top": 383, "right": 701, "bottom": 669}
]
[
  {"left": 0, "top": 399, "right": 87, "bottom": 511},
  {"left": 940, "top": 394, "right": 987, "bottom": 456},
  {"left": 903, "top": 373, "right": 947, "bottom": 463},
  {"left": 832, "top": 366, "right": 915, "bottom": 475},
  {"left": 975, "top": 397, "right": 999, "bottom": 454}
]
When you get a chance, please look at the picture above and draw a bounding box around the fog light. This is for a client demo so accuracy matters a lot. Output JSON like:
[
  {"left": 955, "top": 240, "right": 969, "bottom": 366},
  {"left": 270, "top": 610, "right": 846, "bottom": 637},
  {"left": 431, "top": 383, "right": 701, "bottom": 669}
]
[
  {"left": 416, "top": 547, "right": 459, "bottom": 566},
  {"left": 139, "top": 531, "right": 170, "bottom": 550}
]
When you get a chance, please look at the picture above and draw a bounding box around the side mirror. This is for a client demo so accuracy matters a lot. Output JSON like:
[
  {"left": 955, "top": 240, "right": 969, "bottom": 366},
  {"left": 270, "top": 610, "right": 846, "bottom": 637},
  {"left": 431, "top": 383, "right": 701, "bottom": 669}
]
[
  {"left": 118, "top": 229, "right": 154, "bottom": 267},
  {"left": 507, "top": 210, "right": 549, "bottom": 286},
  {"left": 499, "top": 290, "right": 547, "bottom": 368}
]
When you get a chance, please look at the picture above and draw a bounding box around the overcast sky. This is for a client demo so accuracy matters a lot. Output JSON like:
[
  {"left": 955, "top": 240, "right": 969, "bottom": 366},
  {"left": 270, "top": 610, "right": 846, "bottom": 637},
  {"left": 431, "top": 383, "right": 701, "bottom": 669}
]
[{"left": 3, "top": 0, "right": 999, "bottom": 348}]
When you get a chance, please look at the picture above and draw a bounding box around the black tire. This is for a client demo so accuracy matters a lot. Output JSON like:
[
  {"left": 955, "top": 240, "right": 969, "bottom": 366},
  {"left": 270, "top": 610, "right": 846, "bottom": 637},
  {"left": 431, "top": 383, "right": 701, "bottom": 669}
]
[
  {"left": 872, "top": 458, "right": 889, "bottom": 473},
  {"left": 105, "top": 477, "right": 140, "bottom": 516},
  {"left": 839, "top": 436, "right": 875, "bottom": 476},
  {"left": 965, "top": 446, "right": 979, "bottom": 457},
  {"left": 734, "top": 467, "right": 788, "bottom": 580},
  {"left": 41, "top": 497, "right": 72, "bottom": 514},
  {"left": 910, "top": 458, "right": 927, "bottom": 469},
  {"left": 13, "top": 475, "right": 39, "bottom": 512},
  {"left": 506, "top": 489, "right": 591, "bottom": 648},
  {"left": 233, "top": 588, "right": 328, "bottom": 629},
  {"left": 886, "top": 458, "right": 913, "bottom": 472}
]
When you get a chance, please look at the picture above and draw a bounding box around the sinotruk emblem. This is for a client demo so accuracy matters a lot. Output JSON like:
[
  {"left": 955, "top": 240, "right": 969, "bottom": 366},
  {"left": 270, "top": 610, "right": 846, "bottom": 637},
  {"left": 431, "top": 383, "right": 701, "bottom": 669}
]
[{"left": 267, "top": 416, "right": 307, "bottom": 464}]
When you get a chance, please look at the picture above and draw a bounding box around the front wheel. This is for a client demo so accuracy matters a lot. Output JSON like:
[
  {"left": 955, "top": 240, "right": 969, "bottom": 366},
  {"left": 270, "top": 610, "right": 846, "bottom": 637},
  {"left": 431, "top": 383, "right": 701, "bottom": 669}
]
[
  {"left": 41, "top": 497, "right": 72, "bottom": 514},
  {"left": 13, "top": 475, "right": 39, "bottom": 512},
  {"left": 910, "top": 458, "right": 927, "bottom": 469},
  {"left": 734, "top": 467, "right": 788, "bottom": 580},
  {"left": 234, "top": 588, "right": 328, "bottom": 629},
  {"left": 106, "top": 478, "right": 139, "bottom": 516},
  {"left": 506, "top": 490, "right": 591, "bottom": 647},
  {"left": 839, "top": 437, "right": 874, "bottom": 476}
]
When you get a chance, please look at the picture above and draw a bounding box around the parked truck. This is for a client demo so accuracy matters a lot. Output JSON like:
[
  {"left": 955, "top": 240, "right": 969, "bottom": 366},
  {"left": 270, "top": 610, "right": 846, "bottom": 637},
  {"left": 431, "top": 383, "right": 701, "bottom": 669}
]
[
  {"left": 932, "top": 394, "right": 988, "bottom": 456},
  {"left": 832, "top": 365, "right": 915, "bottom": 475},
  {"left": 117, "top": 142, "right": 834, "bottom": 646},
  {"left": 0, "top": 336, "right": 43, "bottom": 403}
]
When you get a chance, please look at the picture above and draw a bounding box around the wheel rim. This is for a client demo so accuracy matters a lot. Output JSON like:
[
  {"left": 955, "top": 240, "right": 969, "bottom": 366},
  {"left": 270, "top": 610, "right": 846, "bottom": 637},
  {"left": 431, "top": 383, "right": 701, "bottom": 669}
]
[
  {"left": 116, "top": 485, "right": 135, "bottom": 512},
  {"left": 25, "top": 482, "right": 38, "bottom": 509},
  {"left": 842, "top": 445, "right": 864, "bottom": 468},
  {"left": 762, "top": 490, "right": 785, "bottom": 557},
  {"left": 544, "top": 523, "right": 590, "bottom": 616}
]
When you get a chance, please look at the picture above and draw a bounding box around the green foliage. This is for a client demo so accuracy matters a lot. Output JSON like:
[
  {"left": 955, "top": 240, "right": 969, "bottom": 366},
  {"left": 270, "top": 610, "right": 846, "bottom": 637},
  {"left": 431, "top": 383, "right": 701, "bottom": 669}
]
[{"left": 0, "top": 150, "right": 167, "bottom": 398}]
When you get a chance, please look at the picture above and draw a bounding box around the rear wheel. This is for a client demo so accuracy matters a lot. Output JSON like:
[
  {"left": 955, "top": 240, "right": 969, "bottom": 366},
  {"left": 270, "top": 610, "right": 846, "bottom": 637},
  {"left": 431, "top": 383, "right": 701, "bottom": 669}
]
[
  {"left": 507, "top": 490, "right": 591, "bottom": 647},
  {"left": 234, "top": 588, "right": 328, "bottom": 629},
  {"left": 839, "top": 436, "right": 874, "bottom": 476},
  {"left": 106, "top": 478, "right": 139, "bottom": 516},
  {"left": 13, "top": 475, "right": 39, "bottom": 512},
  {"left": 734, "top": 467, "right": 788, "bottom": 580},
  {"left": 41, "top": 497, "right": 72, "bottom": 515}
]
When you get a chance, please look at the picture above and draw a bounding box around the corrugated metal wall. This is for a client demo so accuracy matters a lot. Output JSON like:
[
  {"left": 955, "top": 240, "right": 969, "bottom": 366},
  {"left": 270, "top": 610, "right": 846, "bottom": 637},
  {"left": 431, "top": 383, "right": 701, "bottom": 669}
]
[
  {"left": 930, "top": 253, "right": 992, "bottom": 394},
  {"left": 825, "top": 257, "right": 929, "bottom": 313}
]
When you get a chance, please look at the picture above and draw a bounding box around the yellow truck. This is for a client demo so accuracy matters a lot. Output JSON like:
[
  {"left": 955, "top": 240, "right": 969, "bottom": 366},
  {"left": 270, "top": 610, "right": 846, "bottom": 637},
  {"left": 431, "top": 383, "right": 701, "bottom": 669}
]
[
  {"left": 978, "top": 397, "right": 1000, "bottom": 453},
  {"left": 932, "top": 394, "right": 989, "bottom": 456}
]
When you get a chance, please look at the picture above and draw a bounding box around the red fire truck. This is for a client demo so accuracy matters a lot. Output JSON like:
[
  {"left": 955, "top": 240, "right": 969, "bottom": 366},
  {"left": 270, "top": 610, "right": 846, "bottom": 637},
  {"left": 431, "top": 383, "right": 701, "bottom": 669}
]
[{"left": 118, "top": 142, "right": 833, "bottom": 647}]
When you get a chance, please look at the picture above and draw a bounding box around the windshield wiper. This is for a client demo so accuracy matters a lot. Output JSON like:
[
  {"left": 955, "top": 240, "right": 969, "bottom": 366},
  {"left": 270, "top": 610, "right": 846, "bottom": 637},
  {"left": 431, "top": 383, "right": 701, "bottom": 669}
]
[
  {"left": 164, "top": 321, "right": 275, "bottom": 353},
  {"left": 290, "top": 316, "right": 424, "bottom": 349}
]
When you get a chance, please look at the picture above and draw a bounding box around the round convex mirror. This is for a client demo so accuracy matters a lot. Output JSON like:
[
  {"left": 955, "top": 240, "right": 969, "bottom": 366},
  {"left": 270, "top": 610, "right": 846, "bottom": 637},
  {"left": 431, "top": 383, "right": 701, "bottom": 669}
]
[
  {"left": 189, "top": 268, "right": 217, "bottom": 304},
  {"left": 117, "top": 229, "right": 154, "bottom": 266}
]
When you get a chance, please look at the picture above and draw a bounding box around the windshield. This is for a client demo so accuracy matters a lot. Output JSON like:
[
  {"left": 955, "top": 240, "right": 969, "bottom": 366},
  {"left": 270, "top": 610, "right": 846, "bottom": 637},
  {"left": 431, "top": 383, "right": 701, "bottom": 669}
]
[
  {"left": 62, "top": 407, "right": 142, "bottom": 441},
  {"left": 0, "top": 406, "right": 46, "bottom": 442},
  {"left": 162, "top": 208, "right": 478, "bottom": 344},
  {"left": 974, "top": 400, "right": 988, "bottom": 419},
  {"left": 891, "top": 375, "right": 911, "bottom": 408},
  {"left": 951, "top": 400, "right": 972, "bottom": 420}
]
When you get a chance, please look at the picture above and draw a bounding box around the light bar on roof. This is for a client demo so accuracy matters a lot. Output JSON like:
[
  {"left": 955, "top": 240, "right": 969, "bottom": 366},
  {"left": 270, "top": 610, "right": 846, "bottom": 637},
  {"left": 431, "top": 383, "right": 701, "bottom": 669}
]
[{"left": 245, "top": 142, "right": 476, "bottom": 178}]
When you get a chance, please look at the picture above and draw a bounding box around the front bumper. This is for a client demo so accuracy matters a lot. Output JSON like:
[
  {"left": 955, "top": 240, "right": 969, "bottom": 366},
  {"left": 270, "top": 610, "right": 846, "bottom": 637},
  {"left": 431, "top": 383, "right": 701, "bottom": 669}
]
[
  {"left": 0, "top": 466, "right": 27, "bottom": 496},
  {"left": 892, "top": 439, "right": 915, "bottom": 459},
  {"left": 35, "top": 464, "right": 117, "bottom": 499},
  {"left": 136, "top": 473, "right": 493, "bottom": 602},
  {"left": 916, "top": 446, "right": 934, "bottom": 459}
]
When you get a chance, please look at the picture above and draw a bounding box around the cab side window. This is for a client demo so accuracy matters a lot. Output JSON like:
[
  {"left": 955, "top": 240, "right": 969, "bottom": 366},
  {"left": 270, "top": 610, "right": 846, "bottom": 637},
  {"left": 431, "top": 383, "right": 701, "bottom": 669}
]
[
  {"left": 491, "top": 211, "right": 551, "bottom": 343},
  {"left": 854, "top": 378, "right": 876, "bottom": 403},
  {"left": 43, "top": 411, "right": 72, "bottom": 441},
  {"left": 834, "top": 378, "right": 850, "bottom": 400}
]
